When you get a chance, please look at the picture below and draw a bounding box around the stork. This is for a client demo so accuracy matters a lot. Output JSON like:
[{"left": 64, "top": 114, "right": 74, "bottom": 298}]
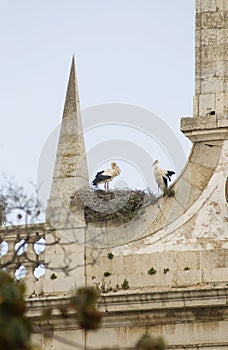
[
  {"left": 92, "top": 162, "right": 121, "bottom": 191},
  {"left": 152, "top": 160, "right": 175, "bottom": 194}
]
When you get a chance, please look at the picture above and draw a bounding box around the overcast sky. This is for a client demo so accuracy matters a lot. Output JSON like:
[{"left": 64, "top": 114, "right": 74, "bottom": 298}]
[{"left": 0, "top": 1, "right": 195, "bottom": 202}]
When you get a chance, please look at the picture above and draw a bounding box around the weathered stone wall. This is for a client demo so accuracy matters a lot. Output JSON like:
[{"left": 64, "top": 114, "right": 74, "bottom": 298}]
[
  {"left": 194, "top": 0, "right": 228, "bottom": 119},
  {"left": 85, "top": 139, "right": 228, "bottom": 291},
  {"left": 1, "top": 1, "right": 228, "bottom": 349},
  {"left": 29, "top": 288, "right": 228, "bottom": 350}
]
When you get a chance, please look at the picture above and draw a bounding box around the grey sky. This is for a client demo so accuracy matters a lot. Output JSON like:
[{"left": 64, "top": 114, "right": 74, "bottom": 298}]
[{"left": 0, "top": 0, "right": 195, "bottom": 199}]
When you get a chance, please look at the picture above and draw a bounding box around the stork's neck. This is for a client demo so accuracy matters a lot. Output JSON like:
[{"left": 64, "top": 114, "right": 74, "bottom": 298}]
[{"left": 154, "top": 163, "right": 159, "bottom": 169}]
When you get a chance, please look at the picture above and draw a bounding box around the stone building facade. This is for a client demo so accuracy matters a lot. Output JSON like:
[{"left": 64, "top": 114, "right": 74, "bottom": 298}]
[{"left": 0, "top": 0, "right": 228, "bottom": 349}]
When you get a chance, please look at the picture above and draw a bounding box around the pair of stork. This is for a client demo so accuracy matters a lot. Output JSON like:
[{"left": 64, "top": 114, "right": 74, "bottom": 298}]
[{"left": 92, "top": 160, "right": 175, "bottom": 193}]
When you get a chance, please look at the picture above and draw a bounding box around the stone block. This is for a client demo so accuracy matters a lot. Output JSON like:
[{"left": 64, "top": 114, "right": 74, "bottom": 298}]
[
  {"left": 225, "top": 250, "right": 228, "bottom": 267},
  {"left": 184, "top": 186, "right": 202, "bottom": 211},
  {"left": 56, "top": 135, "right": 82, "bottom": 156},
  {"left": 173, "top": 270, "right": 202, "bottom": 286},
  {"left": 106, "top": 212, "right": 149, "bottom": 247},
  {"left": 88, "top": 256, "right": 112, "bottom": 275},
  {"left": 25, "top": 279, "right": 44, "bottom": 297},
  {"left": 181, "top": 115, "right": 217, "bottom": 132},
  {"left": 163, "top": 198, "right": 185, "bottom": 227},
  {"left": 85, "top": 327, "right": 120, "bottom": 348},
  {"left": 56, "top": 275, "right": 85, "bottom": 290},
  {"left": 196, "top": 12, "right": 224, "bottom": 30},
  {"left": 202, "top": 268, "right": 214, "bottom": 283},
  {"left": 86, "top": 222, "right": 107, "bottom": 248},
  {"left": 216, "top": 92, "right": 225, "bottom": 116},
  {"left": 43, "top": 274, "right": 85, "bottom": 294},
  {"left": 225, "top": 0, "right": 228, "bottom": 11},
  {"left": 202, "top": 0, "right": 217, "bottom": 12},
  {"left": 199, "top": 93, "right": 216, "bottom": 117},
  {"left": 196, "top": 0, "right": 201, "bottom": 13},
  {"left": 182, "top": 161, "right": 213, "bottom": 191},
  {"left": 184, "top": 291, "right": 225, "bottom": 307},
  {"left": 140, "top": 201, "right": 160, "bottom": 229},
  {"left": 201, "top": 250, "right": 225, "bottom": 268},
  {"left": 122, "top": 255, "right": 146, "bottom": 275},
  {"left": 52, "top": 329, "right": 84, "bottom": 350},
  {"left": 200, "top": 29, "right": 217, "bottom": 46},
  {"left": 128, "top": 273, "right": 160, "bottom": 288},
  {"left": 173, "top": 178, "right": 191, "bottom": 212},
  {"left": 86, "top": 326, "right": 143, "bottom": 349},
  {"left": 217, "top": 115, "right": 228, "bottom": 128},
  {"left": 176, "top": 251, "right": 200, "bottom": 270},
  {"left": 190, "top": 141, "right": 221, "bottom": 169},
  {"left": 211, "top": 267, "right": 228, "bottom": 282},
  {"left": 59, "top": 113, "right": 80, "bottom": 137},
  {"left": 201, "top": 77, "right": 224, "bottom": 94},
  {"left": 31, "top": 334, "right": 42, "bottom": 349},
  {"left": 43, "top": 278, "right": 54, "bottom": 293},
  {"left": 193, "top": 95, "right": 199, "bottom": 116},
  {"left": 216, "top": 28, "right": 227, "bottom": 44},
  {"left": 216, "top": 0, "right": 224, "bottom": 11},
  {"left": 196, "top": 63, "right": 219, "bottom": 82}
]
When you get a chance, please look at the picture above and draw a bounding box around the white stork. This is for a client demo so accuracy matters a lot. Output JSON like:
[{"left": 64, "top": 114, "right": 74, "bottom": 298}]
[
  {"left": 92, "top": 162, "right": 121, "bottom": 191},
  {"left": 152, "top": 160, "right": 175, "bottom": 194}
]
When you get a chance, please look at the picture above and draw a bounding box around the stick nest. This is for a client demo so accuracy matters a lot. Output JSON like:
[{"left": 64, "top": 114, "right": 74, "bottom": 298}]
[{"left": 70, "top": 188, "right": 157, "bottom": 223}]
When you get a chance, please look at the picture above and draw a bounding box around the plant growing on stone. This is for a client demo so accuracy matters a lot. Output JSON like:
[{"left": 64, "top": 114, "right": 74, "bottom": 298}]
[
  {"left": 50, "top": 273, "right": 57, "bottom": 280},
  {"left": 148, "top": 267, "right": 157, "bottom": 275},
  {"left": 122, "top": 278, "right": 130, "bottom": 289},
  {"left": 163, "top": 187, "right": 175, "bottom": 197},
  {"left": 70, "top": 286, "right": 102, "bottom": 330},
  {"left": 104, "top": 272, "right": 111, "bottom": 277},
  {"left": 108, "top": 252, "right": 114, "bottom": 259},
  {"left": 0, "top": 271, "right": 32, "bottom": 350},
  {"left": 136, "top": 334, "right": 165, "bottom": 350}
]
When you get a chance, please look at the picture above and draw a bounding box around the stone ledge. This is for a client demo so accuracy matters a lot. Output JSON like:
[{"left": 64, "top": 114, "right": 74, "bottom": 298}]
[
  {"left": 181, "top": 116, "right": 228, "bottom": 142},
  {"left": 25, "top": 286, "right": 228, "bottom": 344},
  {"left": 26, "top": 286, "right": 228, "bottom": 317}
]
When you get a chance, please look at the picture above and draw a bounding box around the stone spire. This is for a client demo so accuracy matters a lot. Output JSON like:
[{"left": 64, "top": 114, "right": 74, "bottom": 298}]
[
  {"left": 62, "top": 55, "right": 80, "bottom": 119},
  {"left": 46, "top": 56, "right": 89, "bottom": 229}
]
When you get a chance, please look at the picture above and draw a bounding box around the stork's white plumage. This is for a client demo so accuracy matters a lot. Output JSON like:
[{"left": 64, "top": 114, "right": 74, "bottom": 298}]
[
  {"left": 152, "top": 160, "right": 175, "bottom": 193},
  {"left": 92, "top": 162, "right": 121, "bottom": 190}
]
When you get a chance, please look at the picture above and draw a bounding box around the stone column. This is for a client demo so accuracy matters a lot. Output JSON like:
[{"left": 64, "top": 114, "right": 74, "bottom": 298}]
[{"left": 181, "top": 0, "right": 228, "bottom": 141}]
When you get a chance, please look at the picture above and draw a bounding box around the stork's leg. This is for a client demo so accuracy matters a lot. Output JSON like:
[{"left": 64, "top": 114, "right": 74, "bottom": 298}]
[{"left": 157, "top": 185, "right": 160, "bottom": 208}]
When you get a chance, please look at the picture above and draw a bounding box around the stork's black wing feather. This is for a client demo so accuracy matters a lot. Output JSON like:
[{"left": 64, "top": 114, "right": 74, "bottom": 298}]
[
  {"left": 92, "top": 174, "right": 111, "bottom": 186},
  {"left": 95, "top": 170, "right": 104, "bottom": 176},
  {"left": 162, "top": 176, "right": 168, "bottom": 187},
  {"left": 167, "top": 170, "right": 175, "bottom": 181},
  {"left": 167, "top": 171, "right": 175, "bottom": 176}
]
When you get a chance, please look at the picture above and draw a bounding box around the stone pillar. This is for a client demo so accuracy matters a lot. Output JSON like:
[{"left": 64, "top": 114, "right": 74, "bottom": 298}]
[{"left": 181, "top": 0, "right": 228, "bottom": 141}]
